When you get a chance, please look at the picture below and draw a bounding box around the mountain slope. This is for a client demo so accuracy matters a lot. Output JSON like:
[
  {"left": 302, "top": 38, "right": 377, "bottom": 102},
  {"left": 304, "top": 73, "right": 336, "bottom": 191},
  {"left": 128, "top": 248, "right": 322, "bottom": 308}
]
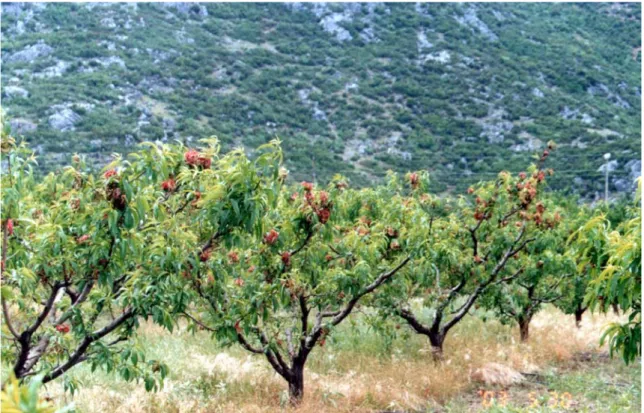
[{"left": 1, "top": 2, "right": 641, "bottom": 196}]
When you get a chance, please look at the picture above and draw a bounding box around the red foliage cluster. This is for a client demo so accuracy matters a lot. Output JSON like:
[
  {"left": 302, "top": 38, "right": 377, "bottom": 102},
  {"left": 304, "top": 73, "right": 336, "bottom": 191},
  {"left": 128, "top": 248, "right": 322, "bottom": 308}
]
[
  {"left": 55, "top": 324, "right": 70, "bottom": 334},
  {"left": 409, "top": 173, "right": 420, "bottom": 189},
  {"left": 103, "top": 169, "right": 117, "bottom": 180},
  {"left": 197, "top": 155, "right": 211, "bottom": 169},
  {"left": 301, "top": 181, "right": 314, "bottom": 192},
  {"left": 302, "top": 183, "right": 333, "bottom": 224},
  {"left": 70, "top": 198, "right": 81, "bottom": 211},
  {"left": 161, "top": 177, "right": 176, "bottom": 192},
  {"left": 200, "top": 248, "right": 212, "bottom": 262},
  {"left": 281, "top": 251, "right": 291, "bottom": 266},
  {"left": 335, "top": 181, "right": 349, "bottom": 190},
  {"left": 184, "top": 149, "right": 199, "bottom": 165},
  {"left": 519, "top": 180, "right": 538, "bottom": 208},
  {"left": 106, "top": 182, "right": 127, "bottom": 211},
  {"left": 77, "top": 234, "right": 90, "bottom": 244},
  {"left": 7, "top": 219, "right": 13, "bottom": 236},
  {"left": 184, "top": 149, "right": 211, "bottom": 169},
  {"left": 264, "top": 229, "right": 279, "bottom": 245},
  {"left": 228, "top": 251, "right": 240, "bottom": 263}
]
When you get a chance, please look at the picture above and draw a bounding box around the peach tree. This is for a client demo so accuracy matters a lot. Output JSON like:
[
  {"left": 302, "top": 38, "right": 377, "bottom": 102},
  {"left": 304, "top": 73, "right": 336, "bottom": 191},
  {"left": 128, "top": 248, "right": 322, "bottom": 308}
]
[
  {"left": 1, "top": 123, "right": 282, "bottom": 391},
  {"left": 178, "top": 177, "right": 424, "bottom": 404},
  {"left": 376, "top": 149, "right": 559, "bottom": 359},
  {"left": 573, "top": 182, "right": 641, "bottom": 364},
  {"left": 479, "top": 194, "right": 574, "bottom": 341}
]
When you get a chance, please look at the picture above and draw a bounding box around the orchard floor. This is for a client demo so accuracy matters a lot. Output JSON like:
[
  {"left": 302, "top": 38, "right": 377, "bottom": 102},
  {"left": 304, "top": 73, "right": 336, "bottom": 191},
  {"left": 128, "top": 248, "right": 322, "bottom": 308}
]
[{"left": 42, "top": 307, "right": 640, "bottom": 413}]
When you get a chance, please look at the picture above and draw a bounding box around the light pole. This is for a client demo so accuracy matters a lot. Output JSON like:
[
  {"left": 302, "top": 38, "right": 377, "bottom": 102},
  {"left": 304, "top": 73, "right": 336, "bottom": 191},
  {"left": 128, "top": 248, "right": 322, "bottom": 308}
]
[{"left": 603, "top": 153, "right": 611, "bottom": 202}]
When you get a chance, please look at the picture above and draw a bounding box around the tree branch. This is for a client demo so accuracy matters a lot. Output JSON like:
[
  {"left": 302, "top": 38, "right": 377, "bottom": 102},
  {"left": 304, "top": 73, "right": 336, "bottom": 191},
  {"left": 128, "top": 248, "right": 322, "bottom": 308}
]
[
  {"left": 398, "top": 308, "right": 433, "bottom": 336},
  {"left": 43, "top": 307, "right": 134, "bottom": 383}
]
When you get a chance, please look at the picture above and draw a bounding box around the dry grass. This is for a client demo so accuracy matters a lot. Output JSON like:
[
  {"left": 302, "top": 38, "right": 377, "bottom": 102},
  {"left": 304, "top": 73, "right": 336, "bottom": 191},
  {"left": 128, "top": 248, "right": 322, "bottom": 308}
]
[{"left": 42, "top": 306, "right": 628, "bottom": 413}]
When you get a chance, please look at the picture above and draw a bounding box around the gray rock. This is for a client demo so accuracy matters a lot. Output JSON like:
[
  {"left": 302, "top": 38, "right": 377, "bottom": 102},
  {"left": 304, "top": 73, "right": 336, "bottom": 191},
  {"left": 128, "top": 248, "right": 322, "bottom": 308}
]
[
  {"left": 3, "top": 86, "right": 29, "bottom": 99},
  {"left": 387, "top": 147, "right": 412, "bottom": 160},
  {"left": 613, "top": 161, "right": 639, "bottom": 193},
  {"left": 479, "top": 112, "right": 513, "bottom": 144},
  {"left": 6, "top": 41, "right": 53, "bottom": 63},
  {"left": 597, "top": 160, "right": 618, "bottom": 173},
  {"left": 560, "top": 106, "right": 579, "bottom": 120},
  {"left": 159, "top": 2, "right": 208, "bottom": 17},
  {"left": 580, "top": 113, "right": 594, "bottom": 124},
  {"left": 320, "top": 12, "right": 353, "bottom": 42},
  {"left": 417, "top": 30, "right": 433, "bottom": 51},
  {"left": 176, "top": 29, "right": 195, "bottom": 45},
  {"left": 587, "top": 83, "right": 631, "bottom": 109},
  {"left": 14, "top": 20, "right": 25, "bottom": 35},
  {"left": 163, "top": 117, "right": 176, "bottom": 131},
  {"left": 1, "top": 2, "right": 45, "bottom": 16},
  {"left": 420, "top": 50, "right": 451, "bottom": 64},
  {"left": 96, "top": 56, "right": 126, "bottom": 69},
  {"left": 510, "top": 132, "right": 542, "bottom": 152},
  {"left": 415, "top": 2, "right": 431, "bottom": 17},
  {"left": 313, "top": 107, "right": 327, "bottom": 121},
  {"left": 32, "top": 61, "right": 70, "bottom": 78},
  {"left": 344, "top": 80, "right": 359, "bottom": 92},
  {"left": 360, "top": 26, "right": 377, "bottom": 43},
  {"left": 455, "top": 7, "right": 498, "bottom": 41},
  {"left": 100, "top": 17, "right": 116, "bottom": 28},
  {"left": 9, "top": 118, "right": 37, "bottom": 134},
  {"left": 625, "top": 159, "right": 641, "bottom": 178},
  {"left": 491, "top": 10, "right": 507, "bottom": 21},
  {"left": 48, "top": 108, "right": 81, "bottom": 132}
]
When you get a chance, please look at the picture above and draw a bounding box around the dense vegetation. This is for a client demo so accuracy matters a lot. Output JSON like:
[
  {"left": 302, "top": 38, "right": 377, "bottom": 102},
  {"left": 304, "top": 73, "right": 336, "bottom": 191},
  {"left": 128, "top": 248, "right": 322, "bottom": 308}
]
[
  {"left": 1, "top": 119, "right": 640, "bottom": 408},
  {"left": 1, "top": 2, "right": 641, "bottom": 196}
]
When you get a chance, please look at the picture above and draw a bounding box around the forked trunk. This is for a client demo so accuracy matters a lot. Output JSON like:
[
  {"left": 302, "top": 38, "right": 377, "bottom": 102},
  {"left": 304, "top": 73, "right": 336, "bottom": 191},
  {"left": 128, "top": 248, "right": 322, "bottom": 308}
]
[
  {"left": 287, "top": 363, "right": 305, "bottom": 405},
  {"left": 429, "top": 333, "right": 445, "bottom": 362},
  {"left": 519, "top": 315, "right": 531, "bottom": 342}
]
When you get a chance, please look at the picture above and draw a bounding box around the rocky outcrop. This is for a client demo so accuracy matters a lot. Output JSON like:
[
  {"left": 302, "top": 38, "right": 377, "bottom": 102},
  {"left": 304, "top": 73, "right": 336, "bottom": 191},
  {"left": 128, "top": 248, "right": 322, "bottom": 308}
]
[
  {"left": 5, "top": 41, "right": 53, "bottom": 63},
  {"left": 455, "top": 7, "right": 498, "bottom": 41},
  {"left": 9, "top": 118, "right": 37, "bottom": 134},
  {"left": 3, "top": 86, "right": 29, "bottom": 99},
  {"left": 32, "top": 61, "right": 70, "bottom": 78},
  {"left": 320, "top": 12, "right": 353, "bottom": 42},
  {"left": 49, "top": 108, "right": 81, "bottom": 132},
  {"left": 160, "top": 2, "right": 208, "bottom": 17}
]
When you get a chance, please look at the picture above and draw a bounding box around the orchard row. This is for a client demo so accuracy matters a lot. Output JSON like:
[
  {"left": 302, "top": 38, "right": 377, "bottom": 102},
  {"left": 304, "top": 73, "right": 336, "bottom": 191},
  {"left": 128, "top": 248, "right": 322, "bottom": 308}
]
[{"left": 1, "top": 135, "right": 640, "bottom": 405}]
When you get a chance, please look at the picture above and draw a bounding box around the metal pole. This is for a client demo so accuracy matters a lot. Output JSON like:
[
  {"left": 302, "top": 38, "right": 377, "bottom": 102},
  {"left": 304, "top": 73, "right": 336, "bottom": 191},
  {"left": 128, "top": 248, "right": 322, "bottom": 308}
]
[
  {"left": 605, "top": 166, "right": 609, "bottom": 202},
  {"left": 603, "top": 153, "right": 611, "bottom": 202}
]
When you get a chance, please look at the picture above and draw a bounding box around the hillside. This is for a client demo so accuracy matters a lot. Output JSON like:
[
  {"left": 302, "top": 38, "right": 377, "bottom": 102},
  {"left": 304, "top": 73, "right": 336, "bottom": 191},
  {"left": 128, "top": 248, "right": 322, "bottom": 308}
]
[{"left": 1, "top": 2, "right": 641, "bottom": 196}]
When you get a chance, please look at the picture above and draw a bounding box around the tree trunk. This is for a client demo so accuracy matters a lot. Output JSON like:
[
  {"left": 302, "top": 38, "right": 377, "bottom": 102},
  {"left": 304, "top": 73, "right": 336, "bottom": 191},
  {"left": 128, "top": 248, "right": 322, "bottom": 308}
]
[
  {"left": 612, "top": 303, "right": 619, "bottom": 315},
  {"left": 429, "top": 333, "right": 445, "bottom": 362},
  {"left": 574, "top": 307, "right": 585, "bottom": 328},
  {"left": 519, "top": 315, "right": 531, "bottom": 342},
  {"left": 288, "top": 363, "right": 304, "bottom": 405}
]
